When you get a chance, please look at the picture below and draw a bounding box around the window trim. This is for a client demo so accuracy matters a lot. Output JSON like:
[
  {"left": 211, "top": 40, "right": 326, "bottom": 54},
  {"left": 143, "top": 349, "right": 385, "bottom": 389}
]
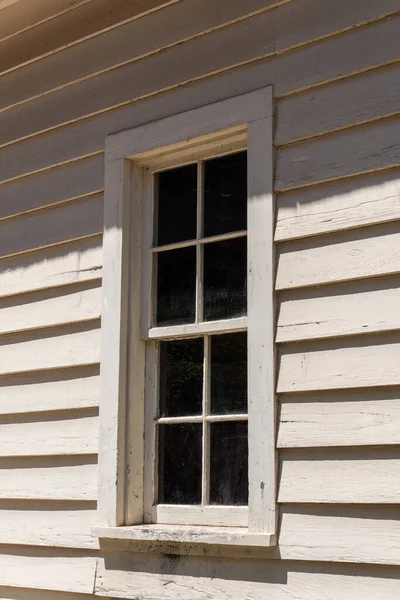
[{"left": 95, "top": 86, "right": 276, "bottom": 549}]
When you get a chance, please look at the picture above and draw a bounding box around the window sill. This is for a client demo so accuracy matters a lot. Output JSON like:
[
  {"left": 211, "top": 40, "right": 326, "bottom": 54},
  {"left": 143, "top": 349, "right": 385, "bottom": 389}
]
[{"left": 92, "top": 524, "right": 277, "bottom": 555}]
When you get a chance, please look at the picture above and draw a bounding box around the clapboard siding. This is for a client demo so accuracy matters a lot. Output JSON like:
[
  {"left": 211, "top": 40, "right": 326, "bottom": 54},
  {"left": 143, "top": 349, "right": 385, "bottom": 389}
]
[
  {"left": 0, "top": 501, "right": 97, "bottom": 548},
  {"left": 276, "top": 222, "right": 400, "bottom": 290},
  {"left": 279, "top": 449, "right": 400, "bottom": 503},
  {"left": 0, "top": 236, "right": 102, "bottom": 299},
  {"left": 0, "top": 195, "right": 103, "bottom": 260},
  {"left": 1, "top": 13, "right": 399, "bottom": 184},
  {"left": 0, "top": 412, "right": 98, "bottom": 457},
  {"left": 94, "top": 553, "right": 400, "bottom": 599},
  {"left": 279, "top": 506, "right": 400, "bottom": 565},
  {"left": 0, "top": 457, "right": 97, "bottom": 500},
  {"left": 275, "top": 168, "right": 400, "bottom": 241},
  {"left": 0, "top": 367, "right": 100, "bottom": 415},
  {"left": 0, "top": 548, "right": 97, "bottom": 594},
  {"left": 278, "top": 334, "right": 400, "bottom": 392},
  {"left": 277, "top": 276, "right": 400, "bottom": 342},
  {"left": 0, "top": 322, "right": 100, "bottom": 376},
  {"left": 0, "top": 154, "right": 104, "bottom": 220},
  {"left": 0, "top": 282, "right": 102, "bottom": 336}
]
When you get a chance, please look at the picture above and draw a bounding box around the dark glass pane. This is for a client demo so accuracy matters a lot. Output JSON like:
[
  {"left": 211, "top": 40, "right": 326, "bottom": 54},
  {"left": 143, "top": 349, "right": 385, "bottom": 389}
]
[
  {"left": 156, "top": 247, "right": 196, "bottom": 326},
  {"left": 159, "top": 338, "right": 203, "bottom": 417},
  {"left": 158, "top": 423, "right": 202, "bottom": 504},
  {"left": 204, "top": 151, "right": 247, "bottom": 237},
  {"left": 210, "top": 421, "right": 248, "bottom": 505},
  {"left": 203, "top": 237, "right": 247, "bottom": 321},
  {"left": 210, "top": 332, "right": 247, "bottom": 415},
  {"left": 156, "top": 164, "right": 197, "bottom": 246}
]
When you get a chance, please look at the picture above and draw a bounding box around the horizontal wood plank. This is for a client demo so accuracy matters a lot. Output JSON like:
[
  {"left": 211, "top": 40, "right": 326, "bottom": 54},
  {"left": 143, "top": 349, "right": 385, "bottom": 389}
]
[
  {"left": 0, "top": 413, "right": 98, "bottom": 457},
  {"left": 0, "top": 282, "right": 102, "bottom": 335},
  {"left": 1, "top": 16, "right": 399, "bottom": 183},
  {"left": 0, "top": 322, "right": 100, "bottom": 376},
  {"left": 279, "top": 449, "right": 400, "bottom": 503},
  {"left": 276, "top": 115, "right": 400, "bottom": 191},
  {"left": 278, "top": 334, "right": 400, "bottom": 392},
  {"left": 276, "top": 222, "right": 400, "bottom": 290},
  {"left": 0, "top": 154, "right": 104, "bottom": 220},
  {"left": 280, "top": 506, "right": 400, "bottom": 565},
  {"left": 277, "top": 276, "right": 400, "bottom": 341},
  {"left": 0, "top": 367, "right": 99, "bottom": 415},
  {"left": 95, "top": 552, "right": 400, "bottom": 598},
  {"left": 277, "top": 64, "right": 400, "bottom": 145},
  {"left": 0, "top": 456, "right": 97, "bottom": 500},
  {"left": 0, "top": 235, "right": 102, "bottom": 298},
  {"left": 278, "top": 390, "right": 400, "bottom": 447},
  {"left": 0, "top": 194, "right": 103, "bottom": 260},
  {"left": 0, "top": 500, "right": 97, "bottom": 548},
  {"left": 275, "top": 168, "right": 400, "bottom": 241},
  {"left": 0, "top": 548, "right": 97, "bottom": 594}
]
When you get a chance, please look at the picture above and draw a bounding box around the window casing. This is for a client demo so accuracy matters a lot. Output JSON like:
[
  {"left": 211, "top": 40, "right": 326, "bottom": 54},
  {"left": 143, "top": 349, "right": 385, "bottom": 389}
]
[{"left": 95, "top": 87, "right": 276, "bottom": 549}]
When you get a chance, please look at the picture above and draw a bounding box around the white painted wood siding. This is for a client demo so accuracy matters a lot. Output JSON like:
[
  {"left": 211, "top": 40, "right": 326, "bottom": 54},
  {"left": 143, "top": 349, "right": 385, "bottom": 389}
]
[{"left": 0, "top": 0, "right": 399, "bottom": 597}]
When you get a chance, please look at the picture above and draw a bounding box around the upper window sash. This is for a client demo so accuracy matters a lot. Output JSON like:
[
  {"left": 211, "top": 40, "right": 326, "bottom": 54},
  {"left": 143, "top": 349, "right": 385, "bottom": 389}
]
[{"left": 97, "top": 86, "right": 276, "bottom": 543}]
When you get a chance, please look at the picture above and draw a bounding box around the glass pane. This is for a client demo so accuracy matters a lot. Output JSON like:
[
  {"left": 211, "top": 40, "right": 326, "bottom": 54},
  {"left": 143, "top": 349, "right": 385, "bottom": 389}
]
[
  {"left": 203, "top": 237, "right": 247, "bottom": 321},
  {"left": 210, "top": 421, "right": 248, "bottom": 505},
  {"left": 159, "top": 338, "right": 203, "bottom": 417},
  {"left": 158, "top": 423, "right": 202, "bottom": 504},
  {"left": 156, "top": 164, "right": 197, "bottom": 246},
  {"left": 156, "top": 246, "right": 196, "bottom": 326},
  {"left": 210, "top": 332, "right": 247, "bottom": 415},
  {"left": 204, "top": 151, "right": 247, "bottom": 237}
]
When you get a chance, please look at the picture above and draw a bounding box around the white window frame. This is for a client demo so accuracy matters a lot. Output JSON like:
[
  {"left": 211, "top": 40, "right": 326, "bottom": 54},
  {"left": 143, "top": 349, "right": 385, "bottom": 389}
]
[{"left": 94, "top": 87, "right": 277, "bottom": 550}]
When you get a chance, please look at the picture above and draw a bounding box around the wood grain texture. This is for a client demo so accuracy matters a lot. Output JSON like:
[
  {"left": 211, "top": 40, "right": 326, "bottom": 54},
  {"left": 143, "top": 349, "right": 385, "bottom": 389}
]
[
  {"left": 277, "top": 63, "right": 400, "bottom": 145},
  {"left": 0, "top": 154, "right": 104, "bottom": 220},
  {"left": 279, "top": 391, "right": 400, "bottom": 447},
  {"left": 276, "top": 115, "right": 400, "bottom": 191},
  {"left": 0, "top": 281, "right": 102, "bottom": 335},
  {"left": 0, "top": 412, "right": 98, "bottom": 457},
  {"left": 279, "top": 448, "right": 400, "bottom": 503},
  {"left": 0, "top": 235, "right": 102, "bottom": 299},
  {"left": 95, "top": 552, "right": 400, "bottom": 598},
  {"left": 277, "top": 276, "right": 400, "bottom": 342},
  {"left": 0, "top": 500, "right": 97, "bottom": 548},
  {"left": 2, "top": 4, "right": 400, "bottom": 149},
  {"left": 0, "top": 456, "right": 97, "bottom": 500},
  {"left": 280, "top": 506, "right": 400, "bottom": 565},
  {"left": 0, "top": 194, "right": 102, "bottom": 260},
  {"left": 0, "top": 367, "right": 99, "bottom": 415},
  {"left": 1, "top": 15, "right": 398, "bottom": 183},
  {"left": 0, "top": 548, "right": 97, "bottom": 593},
  {"left": 276, "top": 222, "right": 400, "bottom": 290},
  {"left": 278, "top": 334, "right": 400, "bottom": 392},
  {"left": 0, "top": 322, "right": 100, "bottom": 376},
  {"left": 275, "top": 168, "right": 400, "bottom": 241}
]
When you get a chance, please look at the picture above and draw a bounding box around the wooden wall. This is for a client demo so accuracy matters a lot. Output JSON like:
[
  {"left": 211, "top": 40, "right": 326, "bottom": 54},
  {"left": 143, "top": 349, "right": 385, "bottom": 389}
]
[{"left": 0, "top": 0, "right": 399, "bottom": 597}]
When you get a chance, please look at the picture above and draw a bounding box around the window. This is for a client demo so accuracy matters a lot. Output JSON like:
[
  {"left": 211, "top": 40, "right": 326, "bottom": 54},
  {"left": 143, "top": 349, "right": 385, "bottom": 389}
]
[{"left": 95, "top": 87, "right": 276, "bottom": 550}]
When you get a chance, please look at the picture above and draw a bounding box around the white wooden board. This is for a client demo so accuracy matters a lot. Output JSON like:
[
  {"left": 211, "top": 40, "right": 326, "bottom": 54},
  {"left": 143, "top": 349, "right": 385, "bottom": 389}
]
[
  {"left": 278, "top": 335, "right": 400, "bottom": 392},
  {"left": 0, "top": 368, "right": 99, "bottom": 415},
  {"left": 280, "top": 507, "right": 400, "bottom": 565},
  {"left": 0, "top": 323, "right": 100, "bottom": 376},
  {"left": 0, "top": 235, "right": 102, "bottom": 298},
  {"left": 0, "top": 282, "right": 102, "bottom": 335},
  {"left": 0, "top": 413, "right": 98, "bottom": 456},
  {"left": 276, "top": 224, "right": 400, "bottom": 290},
  {"left": 0, "top": 501, "right": 97, "bottom": 548},
  {"left": 279, "top": 451, "right": 400, "bottom": 503},
  {"left": 0, "top": 457, "right": 97, "bottom": 500},
  {"left": 279, "top": 395, "right": 400, "bottom": 447},
  {"left": 277, "top": 277, "right": 400, "bottom": 341},
  {"left": 275, "top": 168, "right": 400, "bottom": 241},
  {"left": 276, "top": 116, "right": 400, "bottom": 191}
]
